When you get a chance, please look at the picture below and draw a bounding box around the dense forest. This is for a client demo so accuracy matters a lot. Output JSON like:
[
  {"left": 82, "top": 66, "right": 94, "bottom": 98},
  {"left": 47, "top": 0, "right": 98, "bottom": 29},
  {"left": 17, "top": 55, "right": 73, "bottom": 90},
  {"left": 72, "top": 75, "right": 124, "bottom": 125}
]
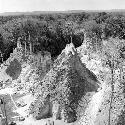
[
  {"left": 1, "top": 11, "right": 125, "bottom": 125},
  {"left": 1, "top": 11, "right": 125, "bottom": 62}
]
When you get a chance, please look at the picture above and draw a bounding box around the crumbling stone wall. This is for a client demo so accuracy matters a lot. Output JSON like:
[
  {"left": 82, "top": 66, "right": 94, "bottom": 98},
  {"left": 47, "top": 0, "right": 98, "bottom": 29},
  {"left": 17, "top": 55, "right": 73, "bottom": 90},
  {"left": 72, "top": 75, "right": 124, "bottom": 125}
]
[{"left": 29, "top": 43, "right": 99, "bottom": 123}]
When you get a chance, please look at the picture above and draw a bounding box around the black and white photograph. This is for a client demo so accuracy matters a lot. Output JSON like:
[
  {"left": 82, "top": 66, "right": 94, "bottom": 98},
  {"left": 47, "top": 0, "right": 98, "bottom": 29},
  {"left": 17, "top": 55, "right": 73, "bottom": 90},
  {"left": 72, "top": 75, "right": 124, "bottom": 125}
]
[{"left": 0, "top": 0, "right": 125, "bottom": 125}]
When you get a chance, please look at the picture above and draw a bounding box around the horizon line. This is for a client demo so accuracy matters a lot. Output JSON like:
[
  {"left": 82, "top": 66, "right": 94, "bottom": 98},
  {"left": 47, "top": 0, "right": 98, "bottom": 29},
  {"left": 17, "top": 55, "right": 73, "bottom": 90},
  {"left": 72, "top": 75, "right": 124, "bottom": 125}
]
[{"left": 0, "top": 9, "right": 124, "bottom": 15}]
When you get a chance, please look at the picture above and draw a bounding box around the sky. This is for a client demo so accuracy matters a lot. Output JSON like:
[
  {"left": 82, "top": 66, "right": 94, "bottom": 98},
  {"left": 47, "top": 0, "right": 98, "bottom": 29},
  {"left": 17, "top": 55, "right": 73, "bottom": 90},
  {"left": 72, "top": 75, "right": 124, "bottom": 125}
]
[{"left": 0, "top": 0, "right": 125, "bottom": 13}]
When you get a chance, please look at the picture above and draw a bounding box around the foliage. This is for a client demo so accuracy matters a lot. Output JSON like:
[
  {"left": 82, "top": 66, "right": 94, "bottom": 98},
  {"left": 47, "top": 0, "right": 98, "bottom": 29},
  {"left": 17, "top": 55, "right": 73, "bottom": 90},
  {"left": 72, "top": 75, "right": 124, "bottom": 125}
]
[
  {"left": 1, "top": 11, "right": 125, "bottom": 61},
  {"left": 103, "top": 15, "right": 125, "bottom": 39},
  {"left": 101, "top": 38, "right": 125, "bottom": 69},
  {"left": 83, "top": 20, "right": 103, "bottom": 52}
]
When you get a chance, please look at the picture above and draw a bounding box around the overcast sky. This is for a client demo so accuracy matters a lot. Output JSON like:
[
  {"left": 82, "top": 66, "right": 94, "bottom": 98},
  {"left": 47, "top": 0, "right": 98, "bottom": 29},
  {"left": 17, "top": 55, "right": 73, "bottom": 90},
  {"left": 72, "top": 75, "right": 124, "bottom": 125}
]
[{"left": 0, "top": 0, "right": 125, "bottom": 13}]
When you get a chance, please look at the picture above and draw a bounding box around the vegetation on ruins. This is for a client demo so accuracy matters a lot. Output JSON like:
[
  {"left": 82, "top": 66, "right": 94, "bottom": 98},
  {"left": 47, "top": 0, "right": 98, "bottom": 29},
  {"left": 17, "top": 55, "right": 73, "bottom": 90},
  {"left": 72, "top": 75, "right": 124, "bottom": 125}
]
[{"left": 1, "top": 11, "right": 125, "bottom": 125}]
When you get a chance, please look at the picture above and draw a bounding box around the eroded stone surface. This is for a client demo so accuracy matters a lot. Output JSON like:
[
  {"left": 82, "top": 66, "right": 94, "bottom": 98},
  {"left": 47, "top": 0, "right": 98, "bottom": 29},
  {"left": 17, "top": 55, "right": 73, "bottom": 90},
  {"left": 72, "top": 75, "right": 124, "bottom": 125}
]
[{"left": 29, "top": 43, "right": 99, "bottom": 123}]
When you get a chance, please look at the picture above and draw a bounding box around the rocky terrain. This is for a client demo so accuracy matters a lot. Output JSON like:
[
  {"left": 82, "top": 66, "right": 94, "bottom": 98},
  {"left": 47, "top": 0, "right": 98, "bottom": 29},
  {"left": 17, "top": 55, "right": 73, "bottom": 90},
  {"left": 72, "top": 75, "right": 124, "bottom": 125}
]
[
  {"left": 0, "top": 41, "right": 125, "bottom": 125},
  {"left": 29, "top": 43, "right": 99, "bottom": 123}
]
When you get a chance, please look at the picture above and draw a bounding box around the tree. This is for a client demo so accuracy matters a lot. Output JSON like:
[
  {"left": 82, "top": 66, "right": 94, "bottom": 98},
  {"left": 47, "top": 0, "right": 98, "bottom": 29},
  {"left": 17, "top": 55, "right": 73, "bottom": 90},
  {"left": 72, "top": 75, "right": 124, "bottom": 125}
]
[
  {"left": 103, "top": 15, "right": 125, "bottom": 39},
  {"left": 95, "top": 12, "right": 109, "bottom": 24},
  {"left": 0, "top": 33, "right": 4, "bottom": 53},
  {"left": 101, "top": 38, "right": 125, "bottom": 125},
  {"left": 61, "top": 21, "right": 79, "bottom": 46},
  {"left": 14, "top": 18, "right": 48, "bottom": 54},
  {"left": 83, "top": 20, "right": 103, "bottom": 52}
]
